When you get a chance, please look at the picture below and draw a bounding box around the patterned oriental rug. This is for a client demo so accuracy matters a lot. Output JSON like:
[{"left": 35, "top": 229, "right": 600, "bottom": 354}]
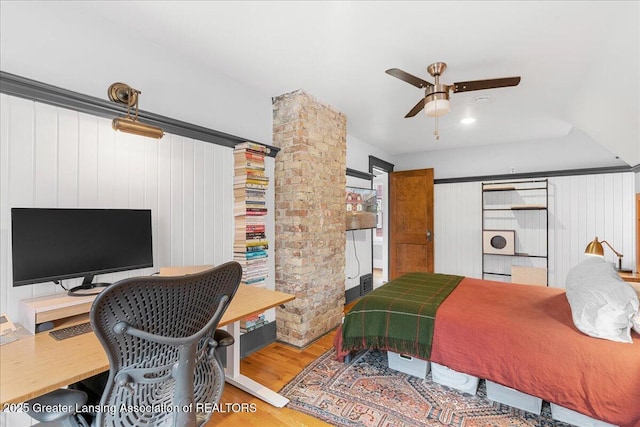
[{"left": 280, "top": 349, "right": 573, "bottom": 427}]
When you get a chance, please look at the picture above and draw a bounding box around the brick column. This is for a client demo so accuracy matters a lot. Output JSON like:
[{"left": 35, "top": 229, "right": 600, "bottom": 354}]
[{"left": 272, "top": 90, "right": 346, "bottom": 347}]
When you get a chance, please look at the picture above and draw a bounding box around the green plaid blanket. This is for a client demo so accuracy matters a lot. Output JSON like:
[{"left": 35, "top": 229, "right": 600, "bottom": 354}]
[{"left": 341, "top": 272, "right": 464, "bottom": 360}]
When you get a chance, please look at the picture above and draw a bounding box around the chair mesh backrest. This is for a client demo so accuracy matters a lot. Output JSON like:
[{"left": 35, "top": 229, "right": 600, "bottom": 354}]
[{"left": 90, "top": 261, "right": 242, "bottom": 427}]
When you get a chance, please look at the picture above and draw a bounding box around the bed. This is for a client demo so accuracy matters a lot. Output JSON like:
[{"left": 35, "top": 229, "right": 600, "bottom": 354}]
[{"left": 337, "top": 263, "right": 640, "bottom": 427}]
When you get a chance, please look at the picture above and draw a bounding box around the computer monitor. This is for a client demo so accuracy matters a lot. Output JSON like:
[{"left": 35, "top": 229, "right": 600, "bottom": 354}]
[{"left": 11, "top": 208, "right": 153, "bottom": 295}]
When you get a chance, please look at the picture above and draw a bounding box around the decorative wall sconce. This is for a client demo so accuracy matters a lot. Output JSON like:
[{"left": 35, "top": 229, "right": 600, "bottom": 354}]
[{"left": 108, "top": 83, "right": 164, "bottom": 139}]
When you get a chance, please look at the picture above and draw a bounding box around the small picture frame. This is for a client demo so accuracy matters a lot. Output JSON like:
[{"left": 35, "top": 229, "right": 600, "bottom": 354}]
[{"left": 483, "top": 230, "right": 515, "bottom": 255}]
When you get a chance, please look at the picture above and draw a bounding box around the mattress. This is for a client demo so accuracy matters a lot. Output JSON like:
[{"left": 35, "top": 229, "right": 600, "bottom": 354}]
[{"left": 430, "top": 277, "right": 640, "bottom": 427}]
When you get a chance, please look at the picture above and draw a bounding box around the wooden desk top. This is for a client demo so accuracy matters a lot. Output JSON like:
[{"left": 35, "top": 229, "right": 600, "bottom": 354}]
[{"left": 0, "top": 285, "right": 293, "bottom": 406}]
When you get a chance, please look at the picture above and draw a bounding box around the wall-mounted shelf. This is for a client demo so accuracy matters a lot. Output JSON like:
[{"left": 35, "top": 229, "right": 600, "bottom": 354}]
[
  {"left": 482, "top": 179, "right": 549, "bottom": 286},
  {"left": 484, "top": 206, "right": 547, "bottom": 211}
]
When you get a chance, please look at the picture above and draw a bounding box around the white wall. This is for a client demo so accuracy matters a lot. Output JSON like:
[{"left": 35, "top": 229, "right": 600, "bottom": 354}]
[
  {"left": 345, "top": 135, "right": 394, "bottom": 292},
  {"left": 0, "top": 93, "right": 276, "bottom": 426},
  {"left": 0, "top": 94, "right": 278, "bottom": 319},
  {"left": 565, "top": 8, "right": 640, "bottom": 167},
  {"left": 0, "top": 1, "right": 273, "bottom": 147},
  {"left": 434, "top": 173, "right": 636, "bottom": 286},
  {"left": 394, "top": 127, "right": 627, "bottom": 180}
]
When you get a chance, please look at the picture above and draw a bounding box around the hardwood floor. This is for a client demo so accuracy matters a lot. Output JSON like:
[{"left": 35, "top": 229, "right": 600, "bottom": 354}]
[{"left": 209, "top": 305, "right": 355, "bottom": 426}]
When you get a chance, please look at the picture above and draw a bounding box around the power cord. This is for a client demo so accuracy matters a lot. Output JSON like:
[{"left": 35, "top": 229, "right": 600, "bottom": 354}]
[
  {"left": 53, "top": 280, "right": 68, "bottom": 291},
  {"left": 347, "top": 230, "right": 361, "bottom": 280}
]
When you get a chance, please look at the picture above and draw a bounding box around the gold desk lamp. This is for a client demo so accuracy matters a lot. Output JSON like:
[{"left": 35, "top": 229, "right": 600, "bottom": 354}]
[
  {"left": 108, "top": 83, "right": 164, "bottom": 139},
  {"left": 585, "top": 236, "right": 632, "bottom": 273}
]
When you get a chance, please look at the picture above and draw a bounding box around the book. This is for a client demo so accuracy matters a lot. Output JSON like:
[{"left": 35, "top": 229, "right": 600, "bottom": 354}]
[
  {"left": 234, "top": 142, "right": 271, "bottom": 154},
  {"left": 234, "top": 142, "right": 269, "bottom": 294}
]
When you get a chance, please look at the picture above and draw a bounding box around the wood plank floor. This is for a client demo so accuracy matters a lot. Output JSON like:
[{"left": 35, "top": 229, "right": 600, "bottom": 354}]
[{"left": 209, "top": 303, "right": 356, "bottom": 426}]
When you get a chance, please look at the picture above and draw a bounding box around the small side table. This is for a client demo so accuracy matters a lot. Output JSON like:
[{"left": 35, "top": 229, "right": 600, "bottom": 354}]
[{"left": 619, "top": 272, "right": 640, "bottom": 283}]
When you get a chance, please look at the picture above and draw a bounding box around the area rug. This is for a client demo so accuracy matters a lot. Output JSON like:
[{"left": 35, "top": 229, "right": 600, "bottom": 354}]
[{"left": 280, "top": 349, "right": 573, "bottom": 426}]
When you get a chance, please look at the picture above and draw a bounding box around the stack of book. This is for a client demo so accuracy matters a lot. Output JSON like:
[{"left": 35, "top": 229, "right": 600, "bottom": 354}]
[
  {"left": 233, "top": 142, "right": 270, "bottom": 291},
  {"left": 240, "top": 313, "right": 268, "bottom": 333}
]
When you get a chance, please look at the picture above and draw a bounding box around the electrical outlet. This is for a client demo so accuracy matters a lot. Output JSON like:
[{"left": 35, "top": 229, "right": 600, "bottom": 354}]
[{"left": 509, "top": 167, "right": 516, "bottom": 174}]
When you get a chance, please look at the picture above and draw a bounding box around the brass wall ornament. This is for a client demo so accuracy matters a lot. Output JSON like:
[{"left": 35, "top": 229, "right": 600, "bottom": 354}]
[{"left": 107, "top": 83, "right": 164, "bottom": 139}]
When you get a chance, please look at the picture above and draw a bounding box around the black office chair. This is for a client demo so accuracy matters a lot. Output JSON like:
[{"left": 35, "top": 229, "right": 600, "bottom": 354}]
[{"left": 89, "top": 261, "right": 242, "bottom": 427}]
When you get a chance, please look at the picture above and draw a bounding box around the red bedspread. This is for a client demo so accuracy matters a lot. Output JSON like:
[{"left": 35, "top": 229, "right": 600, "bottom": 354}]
[{"left": 431, "top": 277, "right": 640, "bottom": 427}]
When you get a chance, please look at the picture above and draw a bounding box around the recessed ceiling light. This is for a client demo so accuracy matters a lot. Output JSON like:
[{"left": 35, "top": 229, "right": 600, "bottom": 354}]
[{"left": 460, "top": 117, "right": 476, "bottom": 125}]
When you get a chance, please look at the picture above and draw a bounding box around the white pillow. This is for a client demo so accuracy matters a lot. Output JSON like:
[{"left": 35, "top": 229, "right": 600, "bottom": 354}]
[
  {"left": 632, "top": 312, "right": 640, "bottom": 335},
  {"left": 565, "top": 257, "right": 639, "bottom": 343}
]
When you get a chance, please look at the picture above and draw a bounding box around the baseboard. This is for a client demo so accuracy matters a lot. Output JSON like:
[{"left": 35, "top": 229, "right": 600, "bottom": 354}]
[{"left": 345, "top": 286, "right": 361, "bottom": 305}]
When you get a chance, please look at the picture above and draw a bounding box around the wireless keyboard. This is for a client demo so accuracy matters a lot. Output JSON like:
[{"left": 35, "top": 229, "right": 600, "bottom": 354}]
[{"left": 49, "top": 322, "right": 93, "bottom": 341}]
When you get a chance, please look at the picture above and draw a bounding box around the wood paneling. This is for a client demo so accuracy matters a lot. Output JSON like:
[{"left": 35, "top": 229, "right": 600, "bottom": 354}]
[
  {"left": 434, "top": 181, "right": 482, "bottom": 278},
  {"left": 0, "top": 94, "right": 258, "bottom": 324},
  {"left": 434, "top": 173, "right": 636, "bottom": 286}
]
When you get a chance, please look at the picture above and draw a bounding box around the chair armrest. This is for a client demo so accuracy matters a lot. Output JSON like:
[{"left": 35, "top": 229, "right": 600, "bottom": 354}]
[{"left": 214, "top": 329, "right": 235, "bottom": 347}]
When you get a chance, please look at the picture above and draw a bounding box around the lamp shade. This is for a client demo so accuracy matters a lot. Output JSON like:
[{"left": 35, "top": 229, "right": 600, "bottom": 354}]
[
  {"left": 112, "top": 117, "right": 164, "bottom": 139},
  {"left": 584, "top": 237, "right": 604, "bottom": 256},
  {"left": 425, "top": 97, "right": 450, "bottom": 117}
]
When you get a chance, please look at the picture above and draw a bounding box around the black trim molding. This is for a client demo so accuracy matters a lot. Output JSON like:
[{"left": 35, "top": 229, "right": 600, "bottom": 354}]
[
  {"left": 434, "top": 165, "right": 635, "bottom": 184},
  {"left": 0, "top": 71, "right": 279, "bottom": 157},
  {"left": 346, "top": 168, "right": 374, "bottom": 180},
  {"left": 369, "top": 156, "right": 395, "bottom": 174}
]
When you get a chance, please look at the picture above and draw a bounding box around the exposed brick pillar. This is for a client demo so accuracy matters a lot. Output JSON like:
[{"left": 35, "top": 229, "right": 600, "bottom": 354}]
[{"left": 272, "top": 89, "right": 346, "bottom": 347}]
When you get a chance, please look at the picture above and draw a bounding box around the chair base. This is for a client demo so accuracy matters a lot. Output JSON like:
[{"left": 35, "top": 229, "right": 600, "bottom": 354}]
[{"left": 26, "top": 389, "right": 89, "bottom": 427}]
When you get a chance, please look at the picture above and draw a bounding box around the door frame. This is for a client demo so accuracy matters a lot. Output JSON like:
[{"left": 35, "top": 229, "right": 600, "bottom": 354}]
[{"left": 369, "top": 156, "right": 394, "bottom": 281}]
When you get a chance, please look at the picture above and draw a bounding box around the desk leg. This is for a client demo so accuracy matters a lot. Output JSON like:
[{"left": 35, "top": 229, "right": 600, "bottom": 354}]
[{"left": 223, "top": 322, "right": 289, "bottom": 408}]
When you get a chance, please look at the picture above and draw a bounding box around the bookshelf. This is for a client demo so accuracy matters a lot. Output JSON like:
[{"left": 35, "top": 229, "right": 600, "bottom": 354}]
[
  {"left": 233, "top": 142, "right": 270, "bottom": 332},
  {"left": 482, "top": 179, "right": 549, "bottom": 285}
]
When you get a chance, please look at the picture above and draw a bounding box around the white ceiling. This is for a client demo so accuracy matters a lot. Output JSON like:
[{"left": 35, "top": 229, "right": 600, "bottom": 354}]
[{"left": 1, "top": 1, "right": 638, "bottom": 166}]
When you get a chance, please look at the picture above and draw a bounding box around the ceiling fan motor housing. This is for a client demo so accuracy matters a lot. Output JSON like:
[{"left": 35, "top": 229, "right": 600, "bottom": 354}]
[{"left": 424, "top": 84, "right": 450, "bottom": 117}]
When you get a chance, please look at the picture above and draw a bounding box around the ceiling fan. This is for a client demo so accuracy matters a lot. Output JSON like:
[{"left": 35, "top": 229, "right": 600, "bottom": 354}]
[{"left": 386, "top": 62, "right": 521, "bottom": 139}]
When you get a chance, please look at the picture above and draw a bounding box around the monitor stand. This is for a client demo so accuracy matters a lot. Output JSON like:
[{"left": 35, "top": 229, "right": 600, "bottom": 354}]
[{"left": 67, "top": 274, "right": 111, "bottom": 297}]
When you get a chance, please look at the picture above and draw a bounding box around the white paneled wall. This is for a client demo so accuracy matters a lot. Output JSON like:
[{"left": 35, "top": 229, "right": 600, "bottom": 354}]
[
  {"left": 549, "top": 173, "right": 635, "bottom": 287},
  {"left": 0, "top": 94, "right": 277, "bottom": 426},
  {"left": 0, "top": 93, "right": 270, "bottom": 319},
  {"left": 434, "top": 181, "right": 483, "bottom": 278},
  {"left": 435, "top": 173, "right": 636, "bottom": 287}
]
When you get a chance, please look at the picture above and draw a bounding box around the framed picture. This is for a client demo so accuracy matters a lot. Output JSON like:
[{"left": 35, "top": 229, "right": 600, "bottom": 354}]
[{"left": 483, "top": 230, "right": 515, "bottom": 255}]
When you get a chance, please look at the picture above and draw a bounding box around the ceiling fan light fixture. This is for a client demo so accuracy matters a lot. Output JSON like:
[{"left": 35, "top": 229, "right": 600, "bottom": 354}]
[
  {"left": 424, "top": 93, "right": 450, "bottom": 117},
  {"left": 386, "top": 62, "right": 520, "bottom": 140}
]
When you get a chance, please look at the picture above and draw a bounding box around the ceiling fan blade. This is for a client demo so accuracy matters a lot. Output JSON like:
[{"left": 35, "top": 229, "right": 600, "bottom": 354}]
[
  {"left": 405, "top": 98, "right": 425, "bottom": 118},
  {"left": 452, "top": 76, "right": 521, "bottom": 93},
  {"left": 386, "top": 68, "right": 433, "bottom": 89}
]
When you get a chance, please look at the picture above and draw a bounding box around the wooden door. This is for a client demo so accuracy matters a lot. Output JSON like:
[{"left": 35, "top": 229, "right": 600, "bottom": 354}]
[{"left": 389, "top": 168, "right": 434, "bottom": 279}]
